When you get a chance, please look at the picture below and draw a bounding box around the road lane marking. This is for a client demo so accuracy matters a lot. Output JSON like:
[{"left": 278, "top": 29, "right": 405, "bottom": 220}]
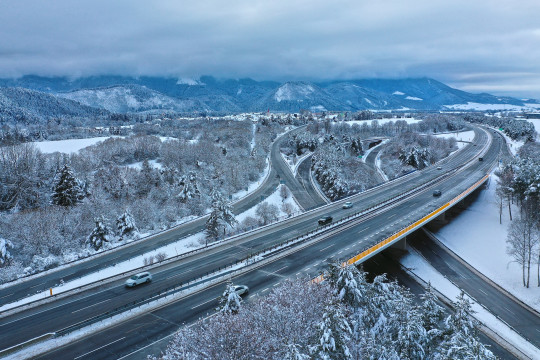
[
  {"left": 191, "top": 297, "right": 217, "bottom": 310},
  {"left": 478, "top": 288, "right": 488, "bottom": 296},
  {"left": 262, "top": 288, "right": 269, "bottom": 292},
  {"left": 72, "top": 298, "right": 110, "bottom": 313},
  {"left": 74, "top": 337, "right": 126, "bottom": 359},
  {"left": 319, "top": 244, "right": 335, "bottom": 252},
  {"left": 505, "top": 307, "right": 517, "bottom": 317}
]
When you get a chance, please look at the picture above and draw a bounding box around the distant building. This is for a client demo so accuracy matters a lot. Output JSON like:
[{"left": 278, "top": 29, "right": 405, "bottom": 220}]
[{"left": 524, "top": 112, "right": 540, "bottom": 119}]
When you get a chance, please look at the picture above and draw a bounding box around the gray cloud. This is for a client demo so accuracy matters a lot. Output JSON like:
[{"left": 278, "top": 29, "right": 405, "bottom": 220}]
[{"left": 1, "top": 0, "right": 540, "bottom": 98}]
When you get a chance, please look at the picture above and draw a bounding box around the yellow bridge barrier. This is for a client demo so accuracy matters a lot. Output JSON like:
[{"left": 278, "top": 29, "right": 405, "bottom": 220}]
[{"left": 312, "top": 173, "right": 490, "bottom": 284}]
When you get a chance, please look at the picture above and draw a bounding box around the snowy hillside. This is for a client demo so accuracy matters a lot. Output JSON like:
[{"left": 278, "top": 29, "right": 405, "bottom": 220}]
[
  {"left": 58, "top": 85, "right": 209, "bottom": 113},
  {"left": 2, "top": 75, "right": 539, "bottom": 113},
  {"left": 0, "top": 87, "right": 107, "bottom": 123}
]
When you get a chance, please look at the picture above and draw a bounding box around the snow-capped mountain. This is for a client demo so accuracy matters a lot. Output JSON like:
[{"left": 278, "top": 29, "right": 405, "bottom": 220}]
[
  {"left": 254, "top": 82, "right": 351, "bottom": 112},
  {"left": 1, "top": 75, "right": 538, "bottom": 114},
  {"left": 58, "top": 85, "right": 208, "bottom": 113},
  {"left": 0, "top": 87, "right": 107, "bottom": 123}
]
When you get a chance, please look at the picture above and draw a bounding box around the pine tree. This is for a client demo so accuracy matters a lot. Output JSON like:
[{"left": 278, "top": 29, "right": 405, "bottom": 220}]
[
  {"left": 178, "top": 171, "right": 200, "bottom": 202},
  {"left": 0, "top": 238, "right": 13, "bottom": 267},
  {"left": 87, "top": 216, "right": 113, "bottom": 251},
  {"left": 440, "top": 292, "right": 495, "bottom": 359},
  {"left": 284, "top": 343, "right": 309, "bottom": 360},
  {"left": 205, "top": 189, "right": 237, "bottom": 240},
  {"left": 328, "top": 262, "right": 365, "bottom": 307},
  {"left": 315, "top": 301, "right": 352, "bottom": 360},
  {"left": 51, "top": 164, "right": 84, "bottom": 206},
  {"left": 116, "top": 210, "right": 138, "bottom": 238},
  {"left": 219, "top": 282, "right": 242, "bottom": 314}
]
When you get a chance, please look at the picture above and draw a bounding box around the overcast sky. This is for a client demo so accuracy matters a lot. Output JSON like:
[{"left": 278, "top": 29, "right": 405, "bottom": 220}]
[{"left": 1, "top": 0, "right": 540, "bottom": 98}]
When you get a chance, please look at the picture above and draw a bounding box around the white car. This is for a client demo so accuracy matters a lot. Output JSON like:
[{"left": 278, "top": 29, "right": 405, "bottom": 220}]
[
  {"left": 342, "top": 202, "right": 353, "bottom": 209},
  {"left": 234, "top": 285, "right": 249, "bottom": 296},
  {"left": 125, "top": 271, "right": 152, "bottom": 287}
]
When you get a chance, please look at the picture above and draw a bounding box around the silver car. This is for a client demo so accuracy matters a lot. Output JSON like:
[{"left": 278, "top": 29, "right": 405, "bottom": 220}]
[
  {"left": 234, "top": 285, "right": 249, "bottom": 296},
  {"left": 342, "top": 201, "right": 353, "bottom": 209},
  {"left": 125, "top": 271, "right": 152, "bottom": 287}
]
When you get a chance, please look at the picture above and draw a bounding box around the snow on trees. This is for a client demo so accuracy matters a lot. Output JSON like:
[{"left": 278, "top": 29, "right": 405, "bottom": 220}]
[
  {"left": 441, "top": 292, "right": 496, "bottom": 359},
  {"left": 177, "top": 171, "right": 200, "bottom": 202},
  {"left": 205, "top": 189, "right": 237, "bottom": 240},
  {"left": 51, "top": 164, "right": 85, "bottom": 207},
  {"left": 116, "top": 210, "right": 138, "bottom": 239},
  {"left": 283, "top": 343, "right": 309, "bottom": 360},
  {"left": 314, "top": 301, "right": 352, "bottom": 360},
  {"left": 0, "top": 238, "right": 13, "bottom": 266},
  {"left": 255, "top": 201, "right": 279, "bottom": 225},
  {"left": 87, "top": 216, "right": 113, "bottom": 251},
  {"left": 219, "top": 282, "right": 243, "bottom": 314},
  {"left": 327, "top": 262, "right": 365, "bottom": 307},
  {"left": 507, "top": 218, "right": 539, "bottom": 288},
  {"left": 399, "top": 146, "right": 431, "bottom": 169}
]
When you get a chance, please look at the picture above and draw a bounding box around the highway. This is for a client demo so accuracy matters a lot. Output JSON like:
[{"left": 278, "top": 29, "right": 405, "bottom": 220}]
[
  {"left": 34, "top": 250, "right": 514, "bottom": 360},
  {"left": 410, "top": 229, "right": 540, "bottom": 352},
  {"left": 0, "top": 126, "right": 323, "bottom": 307},
  {"left": 0, "top": 126, "right": 501, "bottom": 355}
]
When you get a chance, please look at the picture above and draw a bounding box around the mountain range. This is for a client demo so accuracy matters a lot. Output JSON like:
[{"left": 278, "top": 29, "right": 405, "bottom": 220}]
[{"left": 0, "top": 75, "right": 538, "bottom": 121}]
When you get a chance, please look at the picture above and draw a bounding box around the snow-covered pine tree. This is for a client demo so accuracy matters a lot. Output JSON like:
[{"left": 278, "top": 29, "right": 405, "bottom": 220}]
[
  {"left": 51, "top": 164, "right": 84, "bottom": 206},
  {"left": 205, "top": 189, "right": 237, "bottom": 240},
  {"left": 116, "top": 210, "right": 138, "bottom": 238},
  {"left": 87, "top": 216, "right": 113, "bottom": 251},
  {"left": 420, "top": 282, "right": 445, "bottom": 332},
  {"left": 177, "top": 171, "right": 200, "bottom": 202},
  {"left": 284, "top": 343, "right": 309, "bottom": 360},
  {"left": 0, "top": 237, "right": 13, "bottom": 267},
  {"left": 219, "top": 282, "right": 242, "bottom": 314},
  {"left": 328, "top": 262, "right": 365, "bottom": 307},
  {"left": 440, "top": 292, "right": 495, "bottom": 359},
  {"left": 314, "top": 301, "right": 352, "bottom": 360}
]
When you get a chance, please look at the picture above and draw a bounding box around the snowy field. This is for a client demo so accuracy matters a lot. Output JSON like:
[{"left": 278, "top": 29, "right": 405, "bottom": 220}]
[
  {"left": 444, "top": 102, "right": 540, "bottom": 111},
  {"left": 401, "top": 248, "right": 540, "bottom": 359},
  {"left": 33, "top": 137, "right": 111, "bottom": 154},
  {"left": 528, "top": 118, "right": 540, "bottom": 140},
  {"left": 434, "top": 172, "right": 540, "bottom": 311},
  {"left": 0, "top": 185, "right": 301, "bottom": 313},
  {"left": 339, "top": 118, "right": 421, "bottom": 126},
  {"left": 434, "top": 130, "right": 475, "bottom": 149}
]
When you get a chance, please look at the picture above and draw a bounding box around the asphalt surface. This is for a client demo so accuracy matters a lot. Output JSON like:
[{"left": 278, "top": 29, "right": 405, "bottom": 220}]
[
  {"left": 410, "top": 228, "right": 540, "bottom": 353},
  {"left": 0, "top": 126, "right": 499, "bottom": 354},
  {"left": 294, "top": 153, "right": 329, "bottom": 208},
  {"left": 363, "top": 141, "right": 386, "bottom": 184},
  {"left": 0, "top": 126, "right": 314, "bottom": 307},
  {"left": 34, "top": 250, "right": 514, "bottom": 360},
  {"left": 362, "top": 251, "right": 515, "bottom": 360}
]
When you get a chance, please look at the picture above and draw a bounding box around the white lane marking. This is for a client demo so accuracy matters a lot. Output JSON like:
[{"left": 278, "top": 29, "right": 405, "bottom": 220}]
[
  {"left": 191, "top": 297, "right": 217, "bottom": 310},
  {"left": 319, "top": 244, "right": 335, "bottom": 252},
  {"left": 74, "top": 337, "right": 126, "bottom": 359},
  {"left": 506, "top": 307, "right": 517, "bottom": 317},
  {"left": 478, "top": 288, "right": 488, "bottom": 297},
  {"left": 29, "top": 283, "right": 45, "bottom": 289},
  {"left": 72, "top": 298, "right": 110, "bottom": 313},
  {"left": 261, "top": 288, "right": 269, "bottom": 292},
  {"left": 295, "top": 272, "right": 301, "bottom": 276}
]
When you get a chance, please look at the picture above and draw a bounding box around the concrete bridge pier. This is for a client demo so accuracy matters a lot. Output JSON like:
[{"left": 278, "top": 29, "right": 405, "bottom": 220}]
[{"left": 391, "top": 236, "right": 407, "bottom": 250}]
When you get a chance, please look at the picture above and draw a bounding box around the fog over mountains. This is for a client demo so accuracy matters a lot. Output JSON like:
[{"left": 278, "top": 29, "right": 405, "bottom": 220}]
[{"left": 0, "top": 75, "right": 539, "bottom": 120}]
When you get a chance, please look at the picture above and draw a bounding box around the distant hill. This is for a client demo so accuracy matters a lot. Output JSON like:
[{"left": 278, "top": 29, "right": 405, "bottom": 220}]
[
  {"left": 0, "top": 87, "right": 108, "bottom": 123},
  {"left": 1, "top": 75, "right": 539, "bottom": 115}
]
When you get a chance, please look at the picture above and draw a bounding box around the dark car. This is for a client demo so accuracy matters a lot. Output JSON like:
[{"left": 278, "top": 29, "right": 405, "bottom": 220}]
[
  {"left": 318, "top": 216, "right": 333, "bottom": 225},
  {"left": 478, "top": 157, "right": 483, "bottom": 161},
  {"left": 432, "top": 190, "right": 442, "bottom": 197}
]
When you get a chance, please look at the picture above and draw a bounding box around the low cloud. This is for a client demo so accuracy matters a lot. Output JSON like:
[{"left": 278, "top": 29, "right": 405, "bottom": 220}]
[{"left": 1, "top": 0, "right": 539, "bottom": 98}]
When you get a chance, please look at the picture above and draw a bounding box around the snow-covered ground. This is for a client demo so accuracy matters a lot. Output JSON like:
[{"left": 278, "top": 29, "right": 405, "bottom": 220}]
[
  {"left": 444, "top": 102, "right": 540, "bottom": 111},
  {"left": 434, "top": 130, "right": 475, "bottom": 149},
  {"left": 280, "top": 152, "right": 311, "bottom": 177},
  {"left": 33, "top": 137, "right": 111, "bottom": 154},
  {"left": 125, "top": 159, "right": 164, "bottom": 170},
  {"left": 339, "top": 118, "right": 421, "bottom": 126},
  {"left": 434, "top": 172, "right": 540, "bottom": 311},
  {"left": 234, "top": 184, "right": 301, "bottom": 224},
  {"left": 528, "top": 118, "right": 540, "bottom": 140},
  {"left": 0, "top": 184, "right": 300, "bottom": 313},
  {"left": 400, "top": 248, "right": 540, "bottom": 359}
]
